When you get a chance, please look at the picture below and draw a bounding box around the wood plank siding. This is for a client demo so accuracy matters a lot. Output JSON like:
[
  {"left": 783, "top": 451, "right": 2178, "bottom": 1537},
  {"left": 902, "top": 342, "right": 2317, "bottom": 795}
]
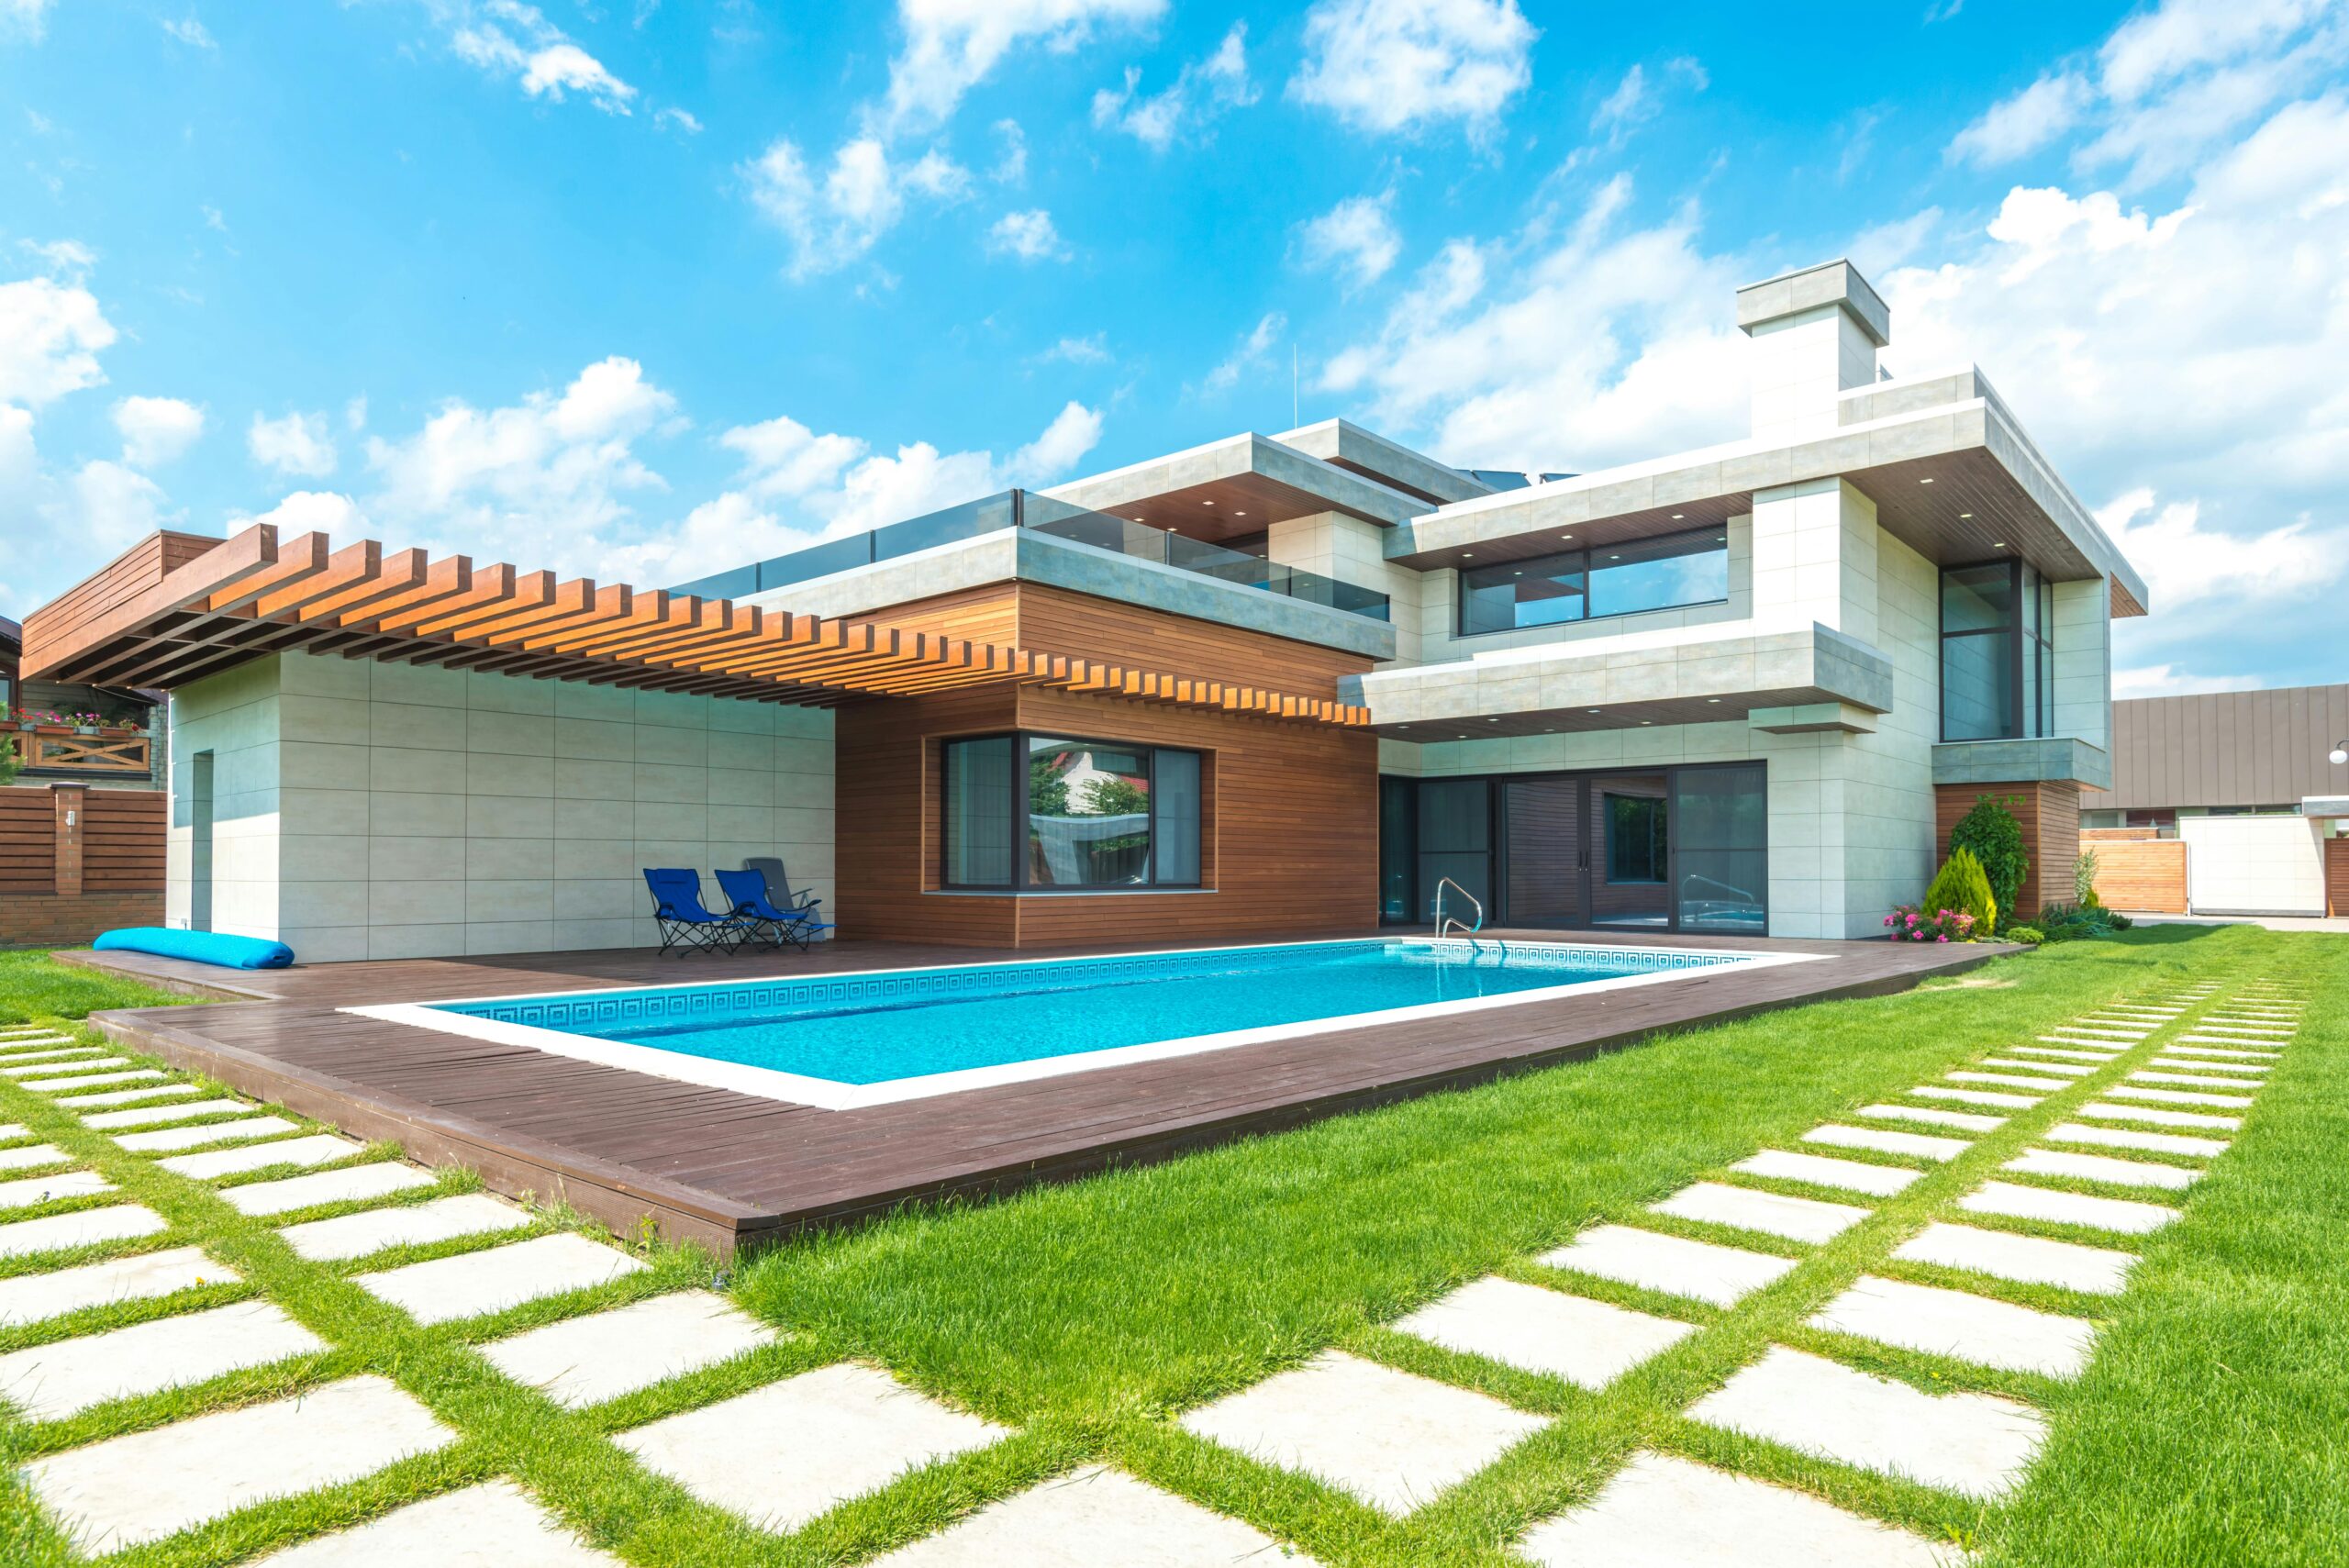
[
  {"left": 1936, "top": 780, "right": 2082, "bottom": 920},
  {"left": 2083, "top": 837, "right": 2188, "bottom": 913},
  {"left": 835, "top": 584, "right": 1380, "bottom": 947}
]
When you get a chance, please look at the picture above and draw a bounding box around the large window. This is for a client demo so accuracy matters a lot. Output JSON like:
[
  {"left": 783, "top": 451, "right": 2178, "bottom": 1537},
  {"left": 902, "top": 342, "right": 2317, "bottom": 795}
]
[
  {"left": 941, "top": 733, "right": 1205, "bottom": 890},
  {"left": 1940, "top": 560, "right": 2055, "bottom": 741},
  {"left": 1457, "top": 526, "right": 1730, "bottom": 637},
  {"left": 1604, "top": 792, "right": 1668, "bottom": 883}
]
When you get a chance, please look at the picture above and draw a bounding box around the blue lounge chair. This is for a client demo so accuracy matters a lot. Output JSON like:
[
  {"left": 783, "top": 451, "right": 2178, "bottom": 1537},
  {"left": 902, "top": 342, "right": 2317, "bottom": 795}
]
[
  {"left": 643, "top": 869, "right": 744, "bottom": 957},
  {"left": 718, "top": 865, "right": 835, "bottom": 951}
]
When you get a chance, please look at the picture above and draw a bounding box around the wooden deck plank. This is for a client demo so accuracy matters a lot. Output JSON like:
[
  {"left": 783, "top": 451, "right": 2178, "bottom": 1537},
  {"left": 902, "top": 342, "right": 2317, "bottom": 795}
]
[{"left": 69, "top": 932, "right": 2003, "bottom": 1256}]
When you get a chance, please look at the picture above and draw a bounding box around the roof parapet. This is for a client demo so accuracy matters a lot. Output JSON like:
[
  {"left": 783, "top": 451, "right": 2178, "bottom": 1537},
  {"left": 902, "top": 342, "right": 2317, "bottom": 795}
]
[{"left": 1736, "top": 259, "right": 1890, "bottom": 350}]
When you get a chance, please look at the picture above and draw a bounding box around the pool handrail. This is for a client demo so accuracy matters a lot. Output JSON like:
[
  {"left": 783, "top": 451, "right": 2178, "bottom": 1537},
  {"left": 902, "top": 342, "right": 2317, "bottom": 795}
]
[{"left": 1433, "top": 877, "right": 1485, "bottom": 943}]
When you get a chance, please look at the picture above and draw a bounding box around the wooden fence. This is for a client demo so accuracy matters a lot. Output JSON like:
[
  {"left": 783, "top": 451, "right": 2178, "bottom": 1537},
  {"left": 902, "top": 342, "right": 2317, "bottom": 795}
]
[
  {"left": 2329, "top": 837, "right": 2349, "bottom": 917},
  {"left": 0, "top": 784, "right": 166, "bottom": 946},
  {"left": 2082, "top": 834, "right": 2188, "bottom": 914}
]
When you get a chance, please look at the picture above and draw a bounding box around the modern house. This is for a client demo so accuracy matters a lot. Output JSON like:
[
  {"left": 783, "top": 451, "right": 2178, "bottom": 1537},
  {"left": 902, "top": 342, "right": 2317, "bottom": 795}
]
[
  {"left": 2083, "top": 683, "right": 2349, "bottom": 917},
  {"left": 17, "top": 260, "right": 2143, "bottom": 960}
]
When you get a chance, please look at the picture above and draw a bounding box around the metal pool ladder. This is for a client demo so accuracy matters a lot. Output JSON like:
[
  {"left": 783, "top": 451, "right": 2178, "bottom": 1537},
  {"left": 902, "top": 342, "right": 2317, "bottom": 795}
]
[{"left": 1433, "top": 877, "right": 1486, "bottom": 946}]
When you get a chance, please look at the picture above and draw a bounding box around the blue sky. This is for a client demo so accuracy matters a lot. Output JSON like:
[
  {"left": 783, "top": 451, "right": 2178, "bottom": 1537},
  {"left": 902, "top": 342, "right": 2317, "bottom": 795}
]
[{"left": 3, "top": 0, "right": 2344, "bottom": 696}]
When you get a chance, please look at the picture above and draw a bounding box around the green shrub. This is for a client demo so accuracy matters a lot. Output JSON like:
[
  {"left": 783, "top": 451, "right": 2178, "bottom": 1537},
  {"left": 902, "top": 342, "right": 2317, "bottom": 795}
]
[
  {"left": 2006, "top": 924, "right": 2046, "bottom": 947},
  {"left": 2074, "top": 848, "right": 2100, "bottom": 906},
  {"left": 1950, "top": 796, "right": 2030, "bottom": 931},
  {"left": 1921, "top": 846, "right": 1998, "bottom": 934},
  {"left": 2038, "top": 901, "right": 2130, "bottom": 941}
]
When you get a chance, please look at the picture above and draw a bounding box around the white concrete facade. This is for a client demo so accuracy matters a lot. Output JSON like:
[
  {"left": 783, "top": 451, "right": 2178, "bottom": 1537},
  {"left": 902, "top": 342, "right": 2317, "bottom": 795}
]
[{"left": 165, "top": 651, "right": 832, "bottom": 962}]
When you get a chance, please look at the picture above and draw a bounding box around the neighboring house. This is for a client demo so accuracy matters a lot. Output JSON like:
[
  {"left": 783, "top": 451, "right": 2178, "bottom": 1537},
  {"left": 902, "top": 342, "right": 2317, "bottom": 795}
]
[
  {"left": 2082, "top": 684, "right": 2349, "bottom": 917},
  {"left": 0, "top": 615, "right": 169, "bottom": 791},
  {"left": 16, "top": 258, "right": 2142, "bottom": 960}
]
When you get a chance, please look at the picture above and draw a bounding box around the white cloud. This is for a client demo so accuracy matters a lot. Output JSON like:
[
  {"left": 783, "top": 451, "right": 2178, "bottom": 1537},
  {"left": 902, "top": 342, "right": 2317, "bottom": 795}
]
[
  {"left": 880, "top": 0, "right": 1166, "bottom": 136},
  {"left": 740, "top": 137, "right": 971, "bottom": 278},
  {"left": 599, "top": 399, "right": 1104, "bottom": 587},
  {"left": 2096, "top": 487, "right": 2344, "bottom": 612},
  {"left": 990, "top": 118, "right": 1028, "bottom": 183},
  {"left": 161, "top": 15, "right": 216, "bottom": 50},
  {"left": 59, "top": 461, "right": 176, "bottom": 554},
  {"left": 1091, "top": 22, "right": 1256, "bottom": 149},
  {"left": 1288, "top": 0, "right": 1537, "bottom": 139},
  {"left": 1947, "top": 0, "right": 2347, "bottom": 184},
  {"left": 444, "top": 0, "right": 637, "bottom": 114},
  {"left": 654, "top": 106, "right": 702, "bottom": 134},
  {"left": 0, "top": 275, "right": 116, "bottom": 408},
  {"left": 986, "top": 208, "right": 1069, "bottom": 261},
  {"left": 2110, "top": 662, "right": 2261, "bottom": 698},
  {"left": 2, "top": 0, "right": 51, "bottom": 43},
  {"left": 17, "top": 238, "right": 94, "bottom": 280},
  {"left": 1202, "top": 311, "right": 1287, "bottom": 395},
  {"left": 249, "top": 409, "right": 340, "bottom": 478},
  {"left": 362, "top": 356, "right": 679, "bottom": 569},
  {"left": 238, "top": 489, "right": 371, "bottom": 536},
  {"left": 113, "top": 396, "right": 206, "bottom": 468},
  {"left": 1296, "top": 192, "right": 1402, "bottom": 288},
  {"left": 1039, "top": 333, "right": 1111, "bottom": 364}
]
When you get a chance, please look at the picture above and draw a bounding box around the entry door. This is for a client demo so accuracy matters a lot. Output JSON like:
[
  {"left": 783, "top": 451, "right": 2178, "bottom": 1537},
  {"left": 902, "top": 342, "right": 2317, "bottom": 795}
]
[
  {"left": 1498, "top": 778, "right": 1586, "bottom": 927},
  {"left": 189, "top": 751, "right": 215, "bottom": 932}
]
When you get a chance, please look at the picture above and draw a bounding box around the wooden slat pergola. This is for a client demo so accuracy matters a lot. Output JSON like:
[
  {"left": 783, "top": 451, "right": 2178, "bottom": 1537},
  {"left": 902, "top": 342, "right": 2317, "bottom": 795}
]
[{"left": 20, "top": 527, "right": 1374, "bottom": 727}]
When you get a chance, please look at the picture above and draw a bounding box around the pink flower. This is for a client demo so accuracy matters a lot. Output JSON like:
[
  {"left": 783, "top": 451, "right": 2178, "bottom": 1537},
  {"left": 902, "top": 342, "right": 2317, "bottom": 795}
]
[{"left": 1937, "top": 934, "right": 1950, "bottom": 942}]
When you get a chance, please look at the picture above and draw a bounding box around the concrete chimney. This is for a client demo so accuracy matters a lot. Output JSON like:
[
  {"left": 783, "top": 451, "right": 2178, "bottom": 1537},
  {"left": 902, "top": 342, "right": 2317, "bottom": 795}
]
[{"left": 1736, "top": 260, "right": 1889, "bottom": 444}]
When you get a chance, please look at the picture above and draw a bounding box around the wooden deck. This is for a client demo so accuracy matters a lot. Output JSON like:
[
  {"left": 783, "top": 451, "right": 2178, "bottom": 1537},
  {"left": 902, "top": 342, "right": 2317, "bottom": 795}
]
[{"left": 70, "top": 933, "right": 2006, "bottom": 1257}]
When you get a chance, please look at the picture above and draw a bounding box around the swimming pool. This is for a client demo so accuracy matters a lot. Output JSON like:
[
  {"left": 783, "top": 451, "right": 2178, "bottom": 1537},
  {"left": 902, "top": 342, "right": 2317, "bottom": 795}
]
[{"left": 346, "top": 938, "right": 1815, "bottom": 1109}]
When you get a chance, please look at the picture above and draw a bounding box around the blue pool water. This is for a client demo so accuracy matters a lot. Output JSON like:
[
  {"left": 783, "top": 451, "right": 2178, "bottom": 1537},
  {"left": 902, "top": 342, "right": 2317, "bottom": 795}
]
[{"left": 434, "top": 940, "right": 1742, "bottom": 1087}]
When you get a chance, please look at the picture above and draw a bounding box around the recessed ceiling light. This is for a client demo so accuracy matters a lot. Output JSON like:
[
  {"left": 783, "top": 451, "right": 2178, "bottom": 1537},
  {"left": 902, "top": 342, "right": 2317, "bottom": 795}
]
[
  {"left": 1670, "top": 513, "right": 1684, "bottom": 519},
  {"left": 1486, "top": 717, "right": 1498, "bottom": 723},
  {"left": 1920, "top": 477, "right": 1935, "bottom": 484},
  {"left": 1201, "top": 498, "right": 1216, "bottom": 505},
  {"left": 1608, "top": 553, "right": 1621, "bottom": 561},
  {"left": 1994, "top": 540, "right": 2009, "bottom": 549},
  {"left": 1587, "top": 708, "right": 1602, "bottom": 715},
  {"left": 1462, "top": 552, "right": 1475, "bottom": 560},
  {"left": 1640, "top": 719, "right": 1654, "bottom": 725},
  {"left": 1706, "top": 697, "right": 1721, "bottom": 704},
  {"left": 1959, "top": 512, "right": 1973, "bottom": 519},
  {"left": 1233, "top": 510, "right": 1247, "bottom": 517},
  {"left": 1559, "top": 533, "right": 1574, "bottom": 540}
]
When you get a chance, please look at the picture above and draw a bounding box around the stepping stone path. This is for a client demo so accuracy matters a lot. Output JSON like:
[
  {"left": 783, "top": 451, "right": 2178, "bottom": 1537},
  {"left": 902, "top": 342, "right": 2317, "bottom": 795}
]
[
  {"left": 1178, "top": 1350, "right": 1543, "bottom": 1516},
  {"left": 0, "top": 982, "right": 2300, "bottom": 1562}
]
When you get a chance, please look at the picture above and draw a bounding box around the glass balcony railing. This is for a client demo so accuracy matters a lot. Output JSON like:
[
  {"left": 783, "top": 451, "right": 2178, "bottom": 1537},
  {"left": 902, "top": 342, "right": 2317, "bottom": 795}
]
[{"left": 671, "top": 489, "right": 1390, "bottom": 622}]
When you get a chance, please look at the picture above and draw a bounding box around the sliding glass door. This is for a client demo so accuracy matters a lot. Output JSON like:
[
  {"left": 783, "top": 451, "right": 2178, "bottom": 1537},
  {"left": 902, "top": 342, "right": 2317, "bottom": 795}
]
[{"left": 1378, "top": 762, "right": 1769, "bottom": 934}]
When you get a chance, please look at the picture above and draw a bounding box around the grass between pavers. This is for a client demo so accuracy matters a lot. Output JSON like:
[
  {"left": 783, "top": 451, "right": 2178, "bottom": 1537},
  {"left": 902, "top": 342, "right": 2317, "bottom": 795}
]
[{"left": 0, "top": 930, "right": 2337, "bottom": 1565}]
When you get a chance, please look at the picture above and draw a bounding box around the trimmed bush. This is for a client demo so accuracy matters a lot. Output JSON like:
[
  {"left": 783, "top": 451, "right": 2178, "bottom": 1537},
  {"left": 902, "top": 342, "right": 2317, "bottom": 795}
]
[
  {"left": 1922, "top": 846, "right": 1998, "bottom": 935},
  {"left": 1950, "top": 795, "right": 2030, "bottom": 932},
  {"left": 2006, "top": 924, "right": 2046, "bottom": 947}
]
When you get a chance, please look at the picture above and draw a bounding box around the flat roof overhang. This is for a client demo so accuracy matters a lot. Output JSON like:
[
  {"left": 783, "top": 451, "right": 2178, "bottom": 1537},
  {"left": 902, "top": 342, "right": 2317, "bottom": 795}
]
[
  {"left": 1043, "top": 432, "right": 1426, "bottom": 541},
  {"left": 1386, "top": 390, "right": 2150, "bottom": 619},
  {"left": 20, "top": 527, "right": 1374, "bottom": 728}
]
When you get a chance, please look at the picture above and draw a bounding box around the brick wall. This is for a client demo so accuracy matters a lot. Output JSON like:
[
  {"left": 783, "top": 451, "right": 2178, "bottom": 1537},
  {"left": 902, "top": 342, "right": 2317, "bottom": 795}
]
[{"left": 0, "top": 891, "right": 164, "bottom": 948}]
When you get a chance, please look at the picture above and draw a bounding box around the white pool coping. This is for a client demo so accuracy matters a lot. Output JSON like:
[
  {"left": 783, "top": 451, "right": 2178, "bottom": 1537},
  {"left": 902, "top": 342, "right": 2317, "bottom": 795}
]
[{"left": 341, "top": 937, "right": 1823, "bottom": 1111}]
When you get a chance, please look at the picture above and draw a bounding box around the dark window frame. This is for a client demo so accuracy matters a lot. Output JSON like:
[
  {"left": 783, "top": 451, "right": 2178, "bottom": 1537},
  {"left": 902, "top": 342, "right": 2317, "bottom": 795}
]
[
  {"left": 1453, "top": 525, "right": 1732, "bottom": 639},
  {"left": 941, "top": 730, "right": 1206, "bottom": 894},
  {"left": 1939, "top": 558, "right": 2056, "bottom": 743}
]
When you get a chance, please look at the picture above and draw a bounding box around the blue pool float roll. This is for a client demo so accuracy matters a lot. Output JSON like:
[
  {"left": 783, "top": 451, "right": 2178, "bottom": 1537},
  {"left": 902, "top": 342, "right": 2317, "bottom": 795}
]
[{"left": 93, "top": 928, "right": 296, "bottom": 970}]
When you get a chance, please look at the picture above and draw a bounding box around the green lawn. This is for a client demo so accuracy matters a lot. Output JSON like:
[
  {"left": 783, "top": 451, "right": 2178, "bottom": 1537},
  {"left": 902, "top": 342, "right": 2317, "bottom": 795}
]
[{"left": 0, "top": 925, "right": 2341, "bottom": 1565}]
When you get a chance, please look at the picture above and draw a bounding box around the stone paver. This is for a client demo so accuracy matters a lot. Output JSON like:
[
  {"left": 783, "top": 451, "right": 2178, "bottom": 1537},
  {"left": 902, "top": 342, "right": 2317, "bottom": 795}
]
[
  {"left": 2046, "top": 1122, "right": 2228, "bottom": 1158},
  {"left": 250, "top": 1479, "right": 622, "bottom": 1567},
  {"left": 1809, "top": 1275, "right": 2097, "bottom": 1378},
  {"left": 1179, "top": 1350, "right": 1545, "bottom": 1517},
  {"left": 1392, "top": 1275, "right": 1695, "bottom": 1389},
  {"left": 0, "top": 1204, "right": 167, "bottom": 1258},
  {"left": 223, "top": 1162, "right": 436, "bottom": 1217},
  {"left": 2038, "top": 1036, "right": 2129, "bottom": 1051},
  {"left": 2150, "top": 1057, "right": 2265, "bottom": 1075},
  {"left": 355, "top": 1232, "right": 646, "bottom": 1324},
  {"left": 2004, "top": 1148, "right": 2199, "bottom": 1191},
  {"left": 2175, "top": 1038, "right": 2280, "bottom": 1052},
  {"left": 1540, "top": 1224, "right": 1798, "bottom": 1307},
  {"left": 1732, "top": 1149, "right": 1922, "bottom": 1196},
  {"left": 1946, "top": 1070, "right": 2073, "bottom": 1092},
  {"left": 52, "top": 1083, "right": 209, "bottom": 1108},
  {"left": 25, "top": 1069, "right": 165, "bottom": 1092},
  {"left": 1652, "top": 1182, "right": 1872, "bottom": 1243},
  {"left": 160, "top": 1133, "right": 368, "bottom": 1179},
  {"left": 0, "top": 1169, "right": 114, "bottom": 1209},
  {"left": 0, "top": 1298, "right": 325, "bottom": 1421},
  {"left": 871, "top": 1464, "right": 1319, "bottom": 1567},
  {"left": 619, "top": 1362, "right": 1009, "bottom": 1533},
  {"left": 1859, "top": 1104, "right": 2004, "bottom": 1132},
  {"left": 2077, "top": 1102, "right": 2242, "bottom": 1131},
  {"left": 1688, "top": 1345, "right": 2046, "bottom": 1499},
  {"left": 1893, "top": 1222, "right": 2135, "bottom": 1295},
  {"left": 116, "top": 1115, "right": 306, "bottom": 1152},
  {"left": 81, "top": 1097, "right": 258, "bottom": 1130},
  {"left": 1958, "top": 1181, "right": 2178, "bottom": 1235},
  {"left": 1803, "top": 1125, "right": 1970, "bottom": 1162},
  {"left": 1519, "top": 1451, "right": 1955, "bottom": 1567},
  {"left": 2166, "top": 1044, "right": 2279, "bottom": 1059},
  {"left": 21, "top": 1374, "right": 453, "bottom": 1554},
  {"left": 280, "top": 1193, "right": 534, "bottom": 1262},
  {"left": 482, "top": 1289, "right": 776, "bottom": 1407},
  {"left": 0, "top": 1246, "right": 232, "bottom": 1327},
  {"left": 2106, "top": 1085, "right": 2254, "bottom": 1109},
  {"left": 0, "top": 1126, "right": 26, "bottom": 1145},
  {"left": 1980, "top": 1057, "right": 2094, "bottom": 1076},
  {"left": 0, "top": 1053, "right": 117, "bottom": 1074},
  {"left": 2014, "top": 1045, "right": 2121, "bottom": 1062},
  {"left": 2131, "top": 1069, "right": 2266, "bottom": 1090},
  {"left": 1907, "top": 1086, "right": 2041, "bottom": 1110}
]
